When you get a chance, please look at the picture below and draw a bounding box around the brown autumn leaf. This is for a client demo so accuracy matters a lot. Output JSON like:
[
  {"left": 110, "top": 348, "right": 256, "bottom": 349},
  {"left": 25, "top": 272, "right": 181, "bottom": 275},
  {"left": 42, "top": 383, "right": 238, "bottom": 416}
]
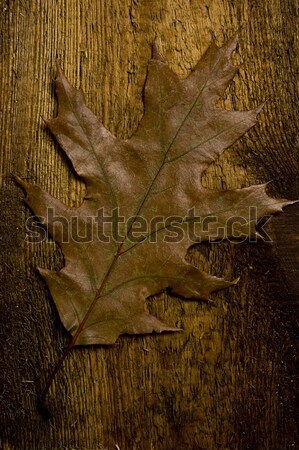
[{"left": 17, "top": 35, "right": 291, "bottom": 348}]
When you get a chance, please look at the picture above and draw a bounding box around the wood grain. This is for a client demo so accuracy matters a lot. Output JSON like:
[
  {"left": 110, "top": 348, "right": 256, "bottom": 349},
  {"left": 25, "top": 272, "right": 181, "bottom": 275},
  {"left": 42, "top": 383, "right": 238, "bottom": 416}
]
[{"left": 0, "top": 1, "right": 298, "bottom": 449}]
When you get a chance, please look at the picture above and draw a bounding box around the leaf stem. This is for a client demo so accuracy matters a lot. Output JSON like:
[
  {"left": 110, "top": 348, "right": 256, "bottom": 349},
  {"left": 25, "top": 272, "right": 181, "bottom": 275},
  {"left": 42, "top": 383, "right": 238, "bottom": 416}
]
[{"left": 39, "top": 244, "right": 124, "bottom": 415}]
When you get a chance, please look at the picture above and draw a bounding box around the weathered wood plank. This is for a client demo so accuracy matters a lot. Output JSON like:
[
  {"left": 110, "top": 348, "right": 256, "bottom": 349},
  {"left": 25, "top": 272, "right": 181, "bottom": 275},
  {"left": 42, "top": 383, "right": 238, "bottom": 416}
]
[{"left": 0, "top": 1, "right": 297, "bottom": 449}]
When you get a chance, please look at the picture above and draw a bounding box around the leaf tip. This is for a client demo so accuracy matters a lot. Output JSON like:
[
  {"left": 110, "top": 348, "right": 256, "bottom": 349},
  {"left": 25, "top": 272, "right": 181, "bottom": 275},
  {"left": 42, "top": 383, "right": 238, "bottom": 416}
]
[
  {"left": 13, "top": 174, "right": 29, "bottom": 190},
  {"left": 229, "top": 31, "right": 239, "bottom": 48},
  {"left": 43, "top": 117, "right": 53, "bottom": 129},
  {"left": 281, "top": 198, "right": 299, "bottom": 209},
  {"left": 152, "top": 39, "right": 164, "bottom": 62},
  {"left": 157, "top": 326, "right": 183, "bottom": 334},
  {"left": 231, "top": 276, "right": 240, "bottom": 285},
  {"left": 37, "top": 267, "right": 51, "bottom": 278},
  {"left": 55, "top": 59, "right": 63, "bottom": 76},
  {"left": 54, "top": 59, "right": 68, "bottom": 88},
  {"left": 12, "top": 173, "right": 22, "bottom": 184},
  {"left": 222, "top": 31, "right": 239, "bottom": 55},
  {"left": 255, "top": 100, "right": 268, "bottom": 115}
]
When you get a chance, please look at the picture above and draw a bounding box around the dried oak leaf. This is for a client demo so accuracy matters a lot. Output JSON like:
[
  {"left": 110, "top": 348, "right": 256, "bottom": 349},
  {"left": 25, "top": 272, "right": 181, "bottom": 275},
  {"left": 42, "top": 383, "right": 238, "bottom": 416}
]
[{"left": 17, "top": 36, "right": 291, "bottom": 345}]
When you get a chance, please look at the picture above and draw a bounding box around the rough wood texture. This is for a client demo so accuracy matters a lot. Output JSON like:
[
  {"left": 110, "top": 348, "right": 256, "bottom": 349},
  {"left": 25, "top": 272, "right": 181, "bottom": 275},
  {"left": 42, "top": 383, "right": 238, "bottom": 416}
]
[{"left": 0, "top": 1, "right": 298, "bottom": 449}]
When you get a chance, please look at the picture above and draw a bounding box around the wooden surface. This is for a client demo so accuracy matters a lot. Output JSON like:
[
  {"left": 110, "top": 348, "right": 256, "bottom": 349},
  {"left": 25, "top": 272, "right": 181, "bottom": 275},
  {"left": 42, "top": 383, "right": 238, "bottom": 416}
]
[{"left": 0, "top": 1, "right": 298, "bottom": 449}]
